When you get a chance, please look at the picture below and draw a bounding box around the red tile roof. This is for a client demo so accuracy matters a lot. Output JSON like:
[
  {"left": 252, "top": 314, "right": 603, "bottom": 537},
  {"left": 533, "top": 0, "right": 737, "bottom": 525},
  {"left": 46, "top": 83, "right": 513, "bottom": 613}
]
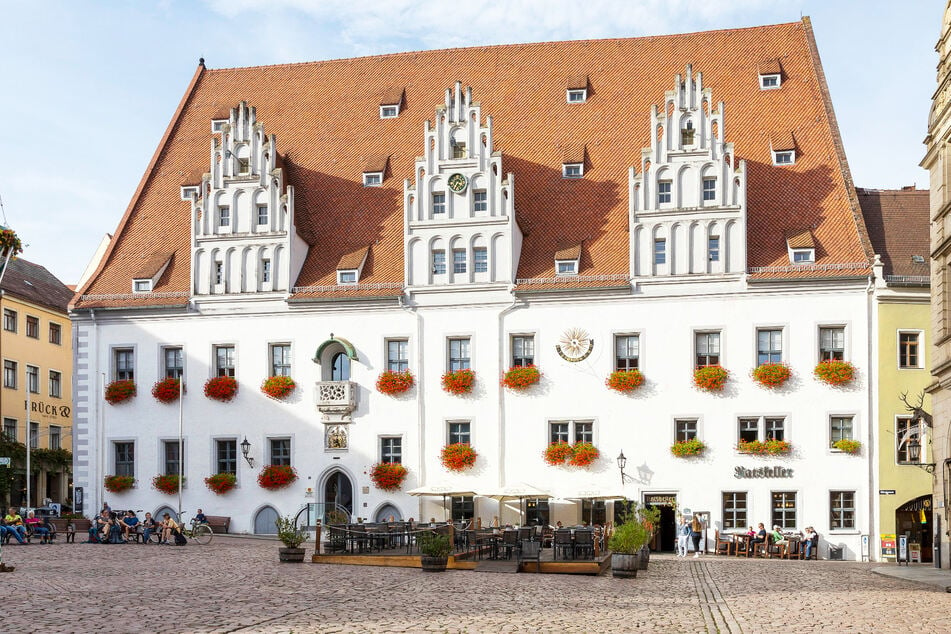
[
  {"left": 73, "top": 18, "right": 871, "bottom": 309},
  {"left": 858, "top": 188, "right": 930, "bottom": 279},
  {"left": 758, "top": 59, "right": 783, "bottom": 75}
]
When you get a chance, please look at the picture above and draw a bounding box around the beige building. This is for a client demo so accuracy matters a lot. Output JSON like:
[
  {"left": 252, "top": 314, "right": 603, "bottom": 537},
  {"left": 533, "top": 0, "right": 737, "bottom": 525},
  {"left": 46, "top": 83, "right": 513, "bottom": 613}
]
[{"left": 0, "top": 257, "right": 74, "bottom": 509}]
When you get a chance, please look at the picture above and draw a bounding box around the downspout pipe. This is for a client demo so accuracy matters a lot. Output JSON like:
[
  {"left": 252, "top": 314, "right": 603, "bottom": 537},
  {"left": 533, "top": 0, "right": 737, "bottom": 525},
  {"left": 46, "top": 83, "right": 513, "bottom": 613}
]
[
  {"left": 497, "top": 286, "right": 521, "bottom": 488},
  {"left": 398, "top": 293, "right": 423, "bottom": 519}
]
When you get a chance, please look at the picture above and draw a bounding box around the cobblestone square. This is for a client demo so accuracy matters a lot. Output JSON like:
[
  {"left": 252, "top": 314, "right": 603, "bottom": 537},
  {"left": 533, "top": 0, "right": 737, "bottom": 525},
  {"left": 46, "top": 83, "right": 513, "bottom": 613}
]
[{"left": 3, "top": 537, "right": 949, "bottom": 633}]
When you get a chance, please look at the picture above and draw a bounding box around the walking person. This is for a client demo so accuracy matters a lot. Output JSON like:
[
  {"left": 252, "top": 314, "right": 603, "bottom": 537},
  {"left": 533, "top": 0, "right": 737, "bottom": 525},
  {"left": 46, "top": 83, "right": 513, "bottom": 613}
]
[
  {"left": 690, "top": 515, "right": 704, "bottom": 558},
  {"left": 677, "top": 516, "right": 690, "bottom": 557}
]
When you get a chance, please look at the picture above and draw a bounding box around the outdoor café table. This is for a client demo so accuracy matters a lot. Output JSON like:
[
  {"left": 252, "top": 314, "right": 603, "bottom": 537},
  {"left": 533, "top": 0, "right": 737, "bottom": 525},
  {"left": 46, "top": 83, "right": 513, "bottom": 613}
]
[{"left": 734, "top": 533, "right": 752, "bottom": 557}]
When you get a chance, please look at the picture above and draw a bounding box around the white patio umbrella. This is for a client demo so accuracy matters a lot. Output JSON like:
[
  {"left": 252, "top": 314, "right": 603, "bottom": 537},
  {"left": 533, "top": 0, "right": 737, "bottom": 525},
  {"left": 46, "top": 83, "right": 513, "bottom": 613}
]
[
  {"left": 479, "top": 483, "right": 552, "bottom": 525},
  {"left": 406, "top": 484, "right": 479, "bottom": 522}
]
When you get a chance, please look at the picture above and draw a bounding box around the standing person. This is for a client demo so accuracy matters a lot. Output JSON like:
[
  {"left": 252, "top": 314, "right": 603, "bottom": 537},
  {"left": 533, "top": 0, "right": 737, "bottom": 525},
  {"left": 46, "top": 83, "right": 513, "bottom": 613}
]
[
  {"left": 677, "top": 516, "right": 690, "bottom": 557},
  {"left": 690, "top": 515, "right": 704, "bottom": 558}
]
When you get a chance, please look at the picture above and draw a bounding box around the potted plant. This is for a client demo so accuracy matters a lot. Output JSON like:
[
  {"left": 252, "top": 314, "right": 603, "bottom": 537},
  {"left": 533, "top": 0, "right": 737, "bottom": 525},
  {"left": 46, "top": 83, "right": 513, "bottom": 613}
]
[
  {"left": 376, "top": 369, "right": 415, "bottom": 396},
  {"left": 606, "top": 369, "right": 645, "bottom": 393},
  {"left": 258, "top": 464, "right": 298, "bottom": 490},
  {"left": 751, "top": 363, "right": 791, "bottom": 388},
  {"left": 104, "top": 474, "right": 135, "bottom": 493},
  {"left": 0, "top": 226, "right": 24, "bottom": 259},
  {"left": 275, "top": 515, "right": 308, "bottom": 562},
  {"left": 204, "top": 375, "right": 238, "bottom": 402},
  {"left": 152, "top": 474, "right": 183, "bottom": 495},
  {"left": 501, "top": 365, "right": 541, "bottom": 391},
  {"left": 543, "top": 441, "right": 575, "bottom": 466},
  {"left": 814, "top": 360, "right": 856, "bottom": 386},
  {"left": 440, "top": 443, "right": 477, "bottom": 472},
  {"left": 608, "top": 519, "right": 650, "bottom": 578},
  {"left": 737, "top": 439, "right": 791, "bottom": 455},
  {"left": 369, "top": 462, "right": 408, "bottom": 491},
  {"left": 204, "top": 472, "right": 237, "bottom": 495},
  {"left": 671, "top": 438, "right": 706, "bottom": 457},
  {"left": 569, "top": 442, "right": 599, "bottom": 467},
  {"left": 417, "top": 530, "right": 452, "bottom": 572},
  {"left": 693, "top": 365, "right": 729, "bottom": 392},
  {"left": 441, "top": 369, "right": 475, "bottom": 395},
  {"left": 151, "top": 377, "right": 183, "bottom": 403},
  {"left": 261, "top": 375, "right": 296, "bottom": 400},
  {"left": 833, "top": 438, "right": 861, "bottom": 454},
  {"left": 105, "top": 379, "right": 136, "bottom": 405}
]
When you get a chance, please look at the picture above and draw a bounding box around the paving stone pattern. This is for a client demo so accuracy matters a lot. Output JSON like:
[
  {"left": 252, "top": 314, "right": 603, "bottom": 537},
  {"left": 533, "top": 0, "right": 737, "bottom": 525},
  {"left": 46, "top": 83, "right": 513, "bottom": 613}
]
[{"left": 3, "top": 538, "right": 950, "bottom": 633}]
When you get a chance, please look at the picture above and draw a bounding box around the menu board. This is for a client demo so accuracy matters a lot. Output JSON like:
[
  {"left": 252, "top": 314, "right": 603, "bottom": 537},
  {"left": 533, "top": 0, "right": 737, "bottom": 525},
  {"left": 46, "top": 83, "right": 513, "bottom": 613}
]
[{"left": 880, "top": 534, "right": 897, "bottom": 558}]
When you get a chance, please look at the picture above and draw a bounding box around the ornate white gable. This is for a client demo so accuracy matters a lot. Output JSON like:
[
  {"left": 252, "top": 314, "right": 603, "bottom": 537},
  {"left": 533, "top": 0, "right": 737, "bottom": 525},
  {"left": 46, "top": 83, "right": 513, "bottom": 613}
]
[
  {"left": 403, "top": 82, "right": 522, "bottom": 290},
  {"left": 181, "top": 101, "right": 308, "bottom": 297},
  {"left": 629, "top": 65, "right": 747, "bottom": 280}
]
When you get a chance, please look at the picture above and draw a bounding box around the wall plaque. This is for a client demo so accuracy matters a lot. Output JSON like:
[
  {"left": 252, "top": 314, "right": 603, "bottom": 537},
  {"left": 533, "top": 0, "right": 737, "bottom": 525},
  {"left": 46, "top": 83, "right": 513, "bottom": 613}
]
[{"left": 734, "top": 466, "right": 793, "bottom": 479}]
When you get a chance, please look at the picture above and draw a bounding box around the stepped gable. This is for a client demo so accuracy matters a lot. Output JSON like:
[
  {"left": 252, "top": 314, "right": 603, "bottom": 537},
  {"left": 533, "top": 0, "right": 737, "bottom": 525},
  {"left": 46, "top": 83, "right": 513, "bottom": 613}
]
[{"left": 73, "top": 18, "right": 871, "bottom": 308}]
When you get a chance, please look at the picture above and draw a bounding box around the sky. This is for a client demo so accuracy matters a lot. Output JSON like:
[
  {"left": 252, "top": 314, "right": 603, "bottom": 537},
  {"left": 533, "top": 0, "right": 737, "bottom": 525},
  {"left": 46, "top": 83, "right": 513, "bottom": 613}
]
[{"left": 0, "top": 1, "right": 942, "bottom": 285}]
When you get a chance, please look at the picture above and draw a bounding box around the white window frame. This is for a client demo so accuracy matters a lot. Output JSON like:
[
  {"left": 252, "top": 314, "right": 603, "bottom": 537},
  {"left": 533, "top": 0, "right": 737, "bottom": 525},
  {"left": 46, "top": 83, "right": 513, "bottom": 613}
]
[
  {"left": 790, "top": 248, "right": 814, "bottom": 264},
  {"left": 363, "top": 172, "right": 383, "bottom": 187},
  {"left": 562, "top": 163, "right": 583, "bottom": 179},
  {"left": 772, "top": 150, "right": 795, "bottom": 166},
  {"left": 447, "top": 336, "right": 472, "bottom": 372},
  {"left": 211, "top": 120, "right": 227, "bottom": 133},
  {"left": 566, "top": 89, "right": 587, "bottom": 103},
  {"left": 337, "top": 270, "right": 358, "bottom": 285},
  {"left": 556, "top": 259, "right": 578, "bottom": 276},
  {"left": 674, "top": 417, "right": 700, "bottom": 443},
  {"left": 385, "top": 338, "right": 410, "bottom": 372},
  {"left": 379, "top": 104, "right": 400, "bottom": 119},
  {"left": 736, "top": 414, "right": 790, "bottom": 445},
  {"left": 379, "top": 435, "right": 403, "bottom": 463},
  {"left": 473, "top": 247, "right": 488, "bottom": 274},
  {"left": 49, "top": 369, "right": 62, "bottom": 398},
  {"left": 759, "top": 74, "right": 781, "bottom": 90},
  {"left": 132, "top": 279, "right": 152, "bottom": 293},
  {"left": 256, "top": 205, "right": 269, "bottom": 225},
  {"left": 829, "top": 414, "right": 856, "bottom": 449},
  {"left": 547, "top": 418, "right": 596, "bottom": 445},
  {"left": 897, "top": 330, "right": 924, "bottom": 370},
  {"left": 817, "top": 324, "right": 848, "bottom": 362}
]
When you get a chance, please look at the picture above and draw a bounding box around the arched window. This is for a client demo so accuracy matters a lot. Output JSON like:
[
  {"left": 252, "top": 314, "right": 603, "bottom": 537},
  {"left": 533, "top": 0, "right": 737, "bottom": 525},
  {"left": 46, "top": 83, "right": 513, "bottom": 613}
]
[
  {"left": 331, "top": 352, "right": 350, "bottom": 381},
  {"left": 375, "top": 504, "right": 403, "bottom": 523}
]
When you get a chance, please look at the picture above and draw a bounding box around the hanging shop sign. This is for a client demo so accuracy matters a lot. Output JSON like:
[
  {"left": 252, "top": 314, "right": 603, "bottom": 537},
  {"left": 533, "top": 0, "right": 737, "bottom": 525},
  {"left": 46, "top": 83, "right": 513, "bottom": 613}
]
[{"left": 734, "top": 466, "right": 794, "bottom": 479}]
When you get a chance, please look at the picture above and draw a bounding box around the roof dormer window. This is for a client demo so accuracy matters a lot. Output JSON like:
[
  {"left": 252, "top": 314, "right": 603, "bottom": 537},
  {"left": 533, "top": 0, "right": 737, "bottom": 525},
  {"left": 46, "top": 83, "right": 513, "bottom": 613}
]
[
  {"left": 131, "top": 252, "right": 173, "bottom": 294},
  {"left": 772, "top": 150, "right": 795, "bottom": 166},
  {"left": 380, "top": 105, "right": 399, "bottom": 119},
  {"left": 566, "top": 75, "right": 589, "bottom": 103},
  {"left": 336, "top": 246, "right": 369, "bottom": 286},
  {"left": 132, "top": 279, "right": 152, "bottom": 293},
  {"left": 556, "top": 260, "right": 578, "bottom": 275},
  {"left": 786, "top": 229, "right": 815, "bottom": 264},
  {"left": 567, "top": 89, "right": 587, "bottom": 103},
  {"left": 363, "top": 172, "right": 383, "bottom": 187},
  {"left": 758, "top": 59, "right": 782, "bottom": 90},
  {"left": 337, "top": 270, "right": 358, "bottom": 285},
  {"left": 563, "top": 163, "right": 583, "bottom": 179},
  {"left": 791, "top": 249, "right": 814, "bottom": 264},
  {"left": 760, "top": 74, "right": 781, "bottom": 90},
  {"left": 379, "top": 87, "right": 404, "bottom": 119},
  {"left": 554, "top": 244, "right": 581, "bottom": 276}
]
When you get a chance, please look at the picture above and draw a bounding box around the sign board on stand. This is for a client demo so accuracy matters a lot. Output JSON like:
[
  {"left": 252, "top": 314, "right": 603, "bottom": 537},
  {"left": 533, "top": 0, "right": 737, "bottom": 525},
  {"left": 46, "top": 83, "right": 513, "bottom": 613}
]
[
  {"left": 880, "top": 534, "right": 896, "bottom": 559},
  {"left": 861, "top": 535, "right": 869, "bottom": 561},
  {"left": 898, "top": 534, "right": 909, "bottom": 565},
  {"left": 0, "top": 457, "right": 10, "bottom": 467}
]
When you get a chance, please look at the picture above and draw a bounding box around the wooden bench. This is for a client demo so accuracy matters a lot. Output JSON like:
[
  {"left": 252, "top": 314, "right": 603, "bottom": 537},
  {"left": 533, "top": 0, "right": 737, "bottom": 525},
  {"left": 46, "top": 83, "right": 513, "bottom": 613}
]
[{"left": 204, "top": 515, "right": 230, "bottom": 534}]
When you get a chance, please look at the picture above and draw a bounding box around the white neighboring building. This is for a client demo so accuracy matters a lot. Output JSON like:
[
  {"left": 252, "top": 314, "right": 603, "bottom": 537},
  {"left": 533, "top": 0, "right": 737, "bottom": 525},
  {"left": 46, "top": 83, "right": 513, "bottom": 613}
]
[{"left": 71, "top": 20, "right": 879, "bottom": 558}]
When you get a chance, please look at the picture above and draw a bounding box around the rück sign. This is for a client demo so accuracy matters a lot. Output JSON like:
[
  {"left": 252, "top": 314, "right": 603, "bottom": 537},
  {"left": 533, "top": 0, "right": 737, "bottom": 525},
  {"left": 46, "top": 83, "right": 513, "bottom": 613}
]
[{"left": 734, "top": 466, "right": 793, "bottom": 479}]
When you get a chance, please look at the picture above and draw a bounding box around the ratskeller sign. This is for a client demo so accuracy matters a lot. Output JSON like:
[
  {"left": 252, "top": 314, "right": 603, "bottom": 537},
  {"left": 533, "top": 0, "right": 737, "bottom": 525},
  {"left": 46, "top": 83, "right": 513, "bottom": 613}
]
[{"left": 734, "top": 466, "right": 793, "bottom": 478}]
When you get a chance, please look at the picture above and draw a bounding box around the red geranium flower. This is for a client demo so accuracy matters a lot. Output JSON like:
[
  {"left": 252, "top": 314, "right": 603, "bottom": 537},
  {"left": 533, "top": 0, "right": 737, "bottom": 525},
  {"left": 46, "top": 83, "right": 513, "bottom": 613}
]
[
  {"left": 104, "top": 474, "right": 135, "bottom": 493},
  {"left": 442, "top": 369, "right": 475, "bottom": 395},
  {"left": 204, "top": 472, "right": 237, "bottom": 495},
  {"left": 376, "top": 370, "right": 415, "bottom": 395},
  {"left": 204, "top": 375, "right": 238, "bottom": 402},
  {"left": 152, "top": 377, "right": 183, "bottom": 403},
  {"left": 152, "top": 474, "right": 183, "bottom": 495},
  {"left": 813, "top": 360, "right": 856, "bottom": 386},
  {"left": 257, "top": 464, "right": 298, "bottom": 490},
  {"left": 606, "top": 369, "right": 645, "bottom": 392},
  {"left": 501, "top": 365, "right": 540, "bottom": 391},
  {"left": 261, "top": 375, "right": 296, "bottom": 400},
  {"left": 105, "top": 380, "right": 136, "bottom": 405},
  {"left": 370, "top": 462, "right": 408, "bottom": 491},
  {"left": 440, "top": 443, "right": 478, "bottom": 471},
  {"left": 693, "top": 365, "right": 729, "bottom": 391}
]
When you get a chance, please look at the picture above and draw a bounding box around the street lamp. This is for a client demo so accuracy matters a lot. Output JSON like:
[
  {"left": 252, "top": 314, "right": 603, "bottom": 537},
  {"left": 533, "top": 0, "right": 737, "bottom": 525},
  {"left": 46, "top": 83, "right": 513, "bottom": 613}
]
[
  {"left": 908, "top": 437, "right": 935, "bottom": 474},
  {"left": 617, "top": 450, "right": 627, "bottom": 486},
  {"left": 240, "top": 437, "right": 254, "bottom": 467}
]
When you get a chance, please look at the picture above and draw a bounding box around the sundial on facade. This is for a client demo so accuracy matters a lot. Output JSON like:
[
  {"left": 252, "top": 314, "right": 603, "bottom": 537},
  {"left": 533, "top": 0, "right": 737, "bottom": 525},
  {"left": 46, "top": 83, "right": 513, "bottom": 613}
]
[{"left": 556, "top": 327, "right": 594, "bottom": 362}]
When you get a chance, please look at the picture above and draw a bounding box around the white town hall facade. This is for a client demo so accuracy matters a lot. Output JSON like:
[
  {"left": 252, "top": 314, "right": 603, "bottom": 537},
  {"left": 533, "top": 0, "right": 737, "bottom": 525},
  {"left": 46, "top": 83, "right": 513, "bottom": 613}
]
[{"left": 71, "top": 19, "right": 878, "bottom": 558}]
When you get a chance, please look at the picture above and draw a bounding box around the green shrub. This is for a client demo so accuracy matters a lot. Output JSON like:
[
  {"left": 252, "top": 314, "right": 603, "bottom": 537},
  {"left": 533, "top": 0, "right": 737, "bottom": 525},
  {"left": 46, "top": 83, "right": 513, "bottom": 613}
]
[
  {"left": 417, "top": 531, "right": 452, "bottom": 557},
  {"left": 608, "top": 520, "right": 650, "bottom": 555}
]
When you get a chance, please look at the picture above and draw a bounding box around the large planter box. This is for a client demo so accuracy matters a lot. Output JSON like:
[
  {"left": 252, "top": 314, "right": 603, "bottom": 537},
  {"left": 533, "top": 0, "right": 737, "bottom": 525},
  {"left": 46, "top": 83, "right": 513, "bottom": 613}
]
[{"left": 611, "top": 553, "right": 641, "bottom": 578}]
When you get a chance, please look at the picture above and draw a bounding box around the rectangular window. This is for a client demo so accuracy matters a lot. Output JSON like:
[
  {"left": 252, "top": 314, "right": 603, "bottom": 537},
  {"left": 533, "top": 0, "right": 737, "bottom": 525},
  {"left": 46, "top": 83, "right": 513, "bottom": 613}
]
[
  {"left": 215, "top": 345, "right": 235, "bottom": 377},
  {"left": 696, "top": 331, "right": 720, "bottom": 367},
  {"left": 432, "top": 250, "right": 446, "bottom": 275},
  {"left": 773, "top": 150, "right": 795, "bottom": 165},
  {"left": 448, "top": 338, "right": 470, "bottom": 371},
  {"left": 574, "top": 421, "right": 593, "bottom": 443},
  {"left": 337, "top": 270, "right": 357, "bottom": 284},
  {"left": 567, "top": 89, "right": 587, "bottom": 103},
  {"left": 115, "top": 442, "right": 135, "bottom": 477},
  {"left": 451, "top": 495, "right": 474, "bottom": 521},
  {"left": 237, "top": 158, "right": 250, "bottom": 174},
  {"left": 738, "top": 418, "right": 759, "bottom": 443},
  {"left": 474, "top": 190, "right": 487, "bottom": 213},
  {"left": 26, "top": 365, "right": 39, "bottom": 394},
  {"left": 830, "top": 491, "right": 855, "bottom": 530},
  {"left": 380, "top": 437, "right": 402, "bottom": 463},
  {"left": 3, "top": 309, "right": 16, "bottom": 332},
  {"left": 675, "top": 419, "right": 698, "bottom": 442},
  {"left": 896, "top": 416, "right": 918, "bottom": 464},
  {"left": 703, "top": 178, "right": 716, "bottom": 201},
  {"left": 563, "top": 164, "right": 583, "bottom": 178},
  {"left": 654, "top": 238, "right": 666, "bottom": 265},
  {"left": 658, "top": 180, "right": 672, "bottom": 204},
  {"left": 757, "top": 329, "right": 782, "bottom": 365},
  {"left": 257, "top": 205, "right": 268, "bottom": 225},
  {"left": 760, "top": 74, "right": 780, "bottom": 89},
  {"left": 114, "top": 348, "right": 134, "bottom": 381},
  {"left": 270, "top": 344, "right": 291, "bottom": 377},
  {"left": 474, "top": 248, "right": 488, "bottom": 273},
  {"left": 380, "top": 105, "right": 399, "bottom": 119},
  {"left": 216, "top": 439, "right": 237, "bottom": 475},
  {"left": 25, "top": 316, "right": 38, "bottom": 339},
  {"left": 557, "top": 261, "right": 577, "bottom": 275},
  {"left": 615, "top": 334, "right": 640, "bottom": 371},
  {"left": 448, "top": 421, "right": 471, "bottom": 445},
  {"left": 49, "top": 323, "right": 61, "bottom": 345},
  {"left": 29, "top": 422, "right": 38, "bottom": 450},
  {"left": 792, "top": 249, "right": 814, "bottom": 263},
  {"left": 363, "top": 173, "right": 382, "bottom": 187},
  {"left": 49, "top": 425, "right": 61, "bottom": 450},
  {"left": 3, "top": 360, "right": 16, "bottom": 389},
  {"left": 819, "top": 327, "right": 845, "bottom": 361},
  {"left": 899, "top": 332, "right": 921, "bottom": 368},
  {"left": 581, "top": 499, "right": 607, "bottom": 525},
  {"left": 386, "top": 339, "right": 409, "bottom": 372},
  {"left": 512, "top": 335, "right": 535, "bottom": 367},
  {"left": 214, "top": 261, "right": 224, "bottom": 285},
  {"left": 163, "top": 440, "right": 182, "bottom": 476},
  {"left": 133, "top": 280, "right": 152, "bottom": 293},
  {"left": 2, "top": 418, "right": 15, "bottom": 442},
  {"left": 453, "top": 249, "right": 467, "bottom": 274},
  {"left": 830, "top": 416, "right": 854, "bottom": 446},
  {"left": 452, "top": 142, "right": 466, "bottom": 159},
  {"left": 218, "top": 206, "right": 231, "bottom": 227},
  {"left": 550, "top": 420, "right": 593, "bottom": 444},
  {"left": 164, "top": 347, "right": 183, "bottom": 379},
  {"left": 270, "top": 438, "right": 291, "bottom": 466},
  {"left": 262, "top": 259, "right": 271, "bottom": 283},
  {"left": 549, "top": 421, "right": 569, "bottom": 444},
  {"left": 433, "top": 193, "right": 446, "bottom": 216},
  {"left": 765, "top": 417, "right": 785, "bottom": 441},
  {"left": 722, "top": 492, "right": 747, "bottom": 530},
  {"left": 49, "top": 370, "right": 61, "bottom": 398},
  {"left": 525, "top": 497, "right": 550, "bottom": 526},
  {"left": 708, "top": 236, "right": 720, "bottom": 262},
  {"left": 771, "top": 491, "right": 797, "bottom": 529}
]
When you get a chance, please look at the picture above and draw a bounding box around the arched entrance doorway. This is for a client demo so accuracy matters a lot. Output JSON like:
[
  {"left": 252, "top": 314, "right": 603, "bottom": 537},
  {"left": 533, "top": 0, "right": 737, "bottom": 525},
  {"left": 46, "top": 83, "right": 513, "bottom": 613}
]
[
  {"left": 896, "top": 495, "right": 933, "bottom": 562},
  {"left": 374, "top": 503, "right": 402, "bottom": 523},
  {"left": 253, "top": 505, "right": 280, "bottom": 534},
  {"left": 324, "top": 470, "right": 353, "bottom": 519}
]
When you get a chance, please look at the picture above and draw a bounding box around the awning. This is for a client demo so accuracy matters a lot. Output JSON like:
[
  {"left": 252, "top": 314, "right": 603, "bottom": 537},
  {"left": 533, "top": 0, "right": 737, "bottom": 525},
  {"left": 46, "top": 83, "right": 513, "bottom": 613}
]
[{"left": 313, "top": 336, "right": 358, "bottom": 364}]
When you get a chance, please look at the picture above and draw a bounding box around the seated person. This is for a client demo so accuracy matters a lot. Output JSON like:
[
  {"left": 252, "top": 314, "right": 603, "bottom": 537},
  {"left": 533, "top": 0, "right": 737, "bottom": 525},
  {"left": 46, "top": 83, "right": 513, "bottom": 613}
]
[
  {"left": 194, "top": 508, "right": 208, "bottom": 525},
  {"left": 140, "top": 512, "right": 157, "bottom": 543},
  {"left": 749, "top": 523, "right": 767, "bottom": 550},
  {"left": 746, "top": 526, "right": 756, "bottom": 538},
  {"left": 1, "top": 518, "right": 27, "bottom": 544},
  {"left": 770, "top": 525, "right": 788, "bottom": 549},
  {"left": 42, "top": 515, "right": 57, "bottom": 541},
  {"left": 88, "top": 510, "right": 111, "bottom": 543},
  {"left": 4, "top": 507, "right": 27, "bottom": 543},
  {"left": 802, "top": 526, "right": 818, "bottom": 559},
  {"left": 104, "top": 512, "right": 124, "bottom": 544},
  {"left": 121, "top": 511, "right": 140, "bottom": 541},
  {"left": 24, "top": 511, "right": 51, "bottom": 543},
  {"left": 160, "top": 513, "right": 180, "bottom": 544}
]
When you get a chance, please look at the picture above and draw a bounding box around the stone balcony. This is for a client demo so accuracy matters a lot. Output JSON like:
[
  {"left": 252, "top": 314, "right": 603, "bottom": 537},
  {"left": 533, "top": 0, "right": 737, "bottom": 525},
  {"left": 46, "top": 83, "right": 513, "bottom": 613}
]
[{"left": 316, "top": 380, "right": 357, "bottom": 423}]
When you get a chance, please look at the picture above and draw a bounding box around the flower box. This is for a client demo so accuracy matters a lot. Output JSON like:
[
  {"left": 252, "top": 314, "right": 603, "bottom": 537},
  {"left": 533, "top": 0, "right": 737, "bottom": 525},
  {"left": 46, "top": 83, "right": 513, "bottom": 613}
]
[
  {"left": 205, "top": 472, "right": 237, "bottom": 495},
  {"left": 693, "top": 365, "right": 729, "bottom": 391},
  {"left": 105, "top": 379, "right": 136, "bottom": 405},
  {"left": 152, "top": 377, "right": 182, "bottom": 403},
  {"left": 832, "top": 439, "right": 861, "bottom": 454},
  {"left": 441, "top": 369, "right": 475, "bottom": 395},
  {"left": 152, "top": 474, "right": 183, "bottom": 495},
  {"left": 737, "top": 439, "right": 791, "bottom": 455},
  {"left": 258, "top": 464, "right": 298, "bottom": 490},
  {"left": 544, "top": 442, "right": 574, "bottom": 466},
  {"left": 204, "top": 375, "right": 238, "bottom": 402},
  {"left": 376, "top": 370, "right": 415, "bottom": 395},
  {"left": 813, "top": 360, "right": 855, "bottom": 386},
  {"left": 0, "top": 226, "right": 23, "bottom": 259},
  {"left": 671, "top": 438, "right": 706, "bottom": 457},
  {"left": 104, "top": 474, "right": 135, "bottom": 493},
  {"left": 606, "top": 369, "right": 645, "bottom": 392},
  {"left": 501, "top": 365, "right": 540, "bottom": 391},
  {"left": 544, "top": 441, "right": 599, "bottom": 467},
  {"left": 261, "top": 375, "right": 296, "bottom": 400},
  {"left": 751, "top": 363, "right": 791, "bottom": 388},
  {"left": 370, "top": 462, "right": 408, "bottom": 491},
  {"left": 440, "top": 443, "right": 477, "bottom": 472}
]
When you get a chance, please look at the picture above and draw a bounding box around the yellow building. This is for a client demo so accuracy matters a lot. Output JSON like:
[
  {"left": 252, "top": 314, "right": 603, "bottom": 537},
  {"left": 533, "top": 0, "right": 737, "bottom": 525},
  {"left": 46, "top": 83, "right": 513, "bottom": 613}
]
[
  {"left": 861, "top": 188, "right": 934, "bottom": 562},
  {"left": 0, "top": 257, "right": 74, "bottom": 509}
]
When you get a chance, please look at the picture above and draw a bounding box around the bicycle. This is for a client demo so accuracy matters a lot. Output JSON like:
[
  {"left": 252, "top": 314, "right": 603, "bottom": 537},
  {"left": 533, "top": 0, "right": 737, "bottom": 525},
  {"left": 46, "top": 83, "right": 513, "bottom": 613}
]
[{"left": 181, "top": 517, "right": 214, "bottom": 545}]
